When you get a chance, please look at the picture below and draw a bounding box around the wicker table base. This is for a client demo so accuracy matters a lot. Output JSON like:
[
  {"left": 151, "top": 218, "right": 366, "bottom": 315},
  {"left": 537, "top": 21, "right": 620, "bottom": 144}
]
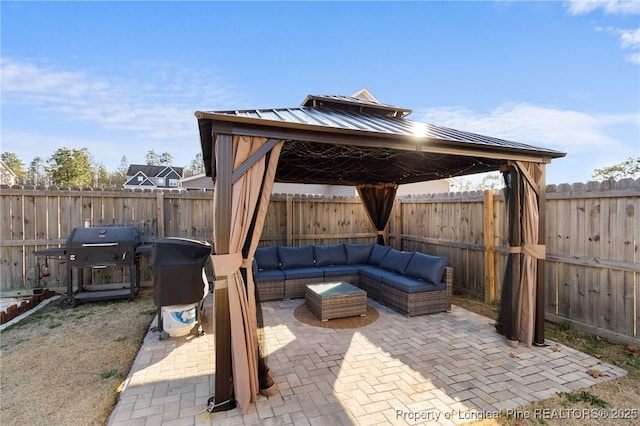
[{"left": 305, "top": 282, "right": 367, "bottom": 322}]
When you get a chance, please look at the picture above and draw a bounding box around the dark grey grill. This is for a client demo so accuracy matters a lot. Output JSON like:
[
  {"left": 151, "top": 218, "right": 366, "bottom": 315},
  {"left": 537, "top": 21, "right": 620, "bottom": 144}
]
[
  {"left": 66, "top": 226, "right": 140, "bottom": 268},
  {"left": 35, "top": 226, "right": 148, "bottom": 309}
]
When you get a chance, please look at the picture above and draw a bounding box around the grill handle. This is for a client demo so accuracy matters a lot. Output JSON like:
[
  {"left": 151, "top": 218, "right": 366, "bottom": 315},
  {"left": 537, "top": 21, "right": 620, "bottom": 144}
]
[{"left": 81, "top": 243, "right": 119, "bottom": 247}]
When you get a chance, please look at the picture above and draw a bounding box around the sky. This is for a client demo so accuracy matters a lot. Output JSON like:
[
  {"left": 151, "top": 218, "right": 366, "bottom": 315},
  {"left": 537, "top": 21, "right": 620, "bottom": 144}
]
[{"left": 1, "top": 0, "right": 639, "bottom": 185}]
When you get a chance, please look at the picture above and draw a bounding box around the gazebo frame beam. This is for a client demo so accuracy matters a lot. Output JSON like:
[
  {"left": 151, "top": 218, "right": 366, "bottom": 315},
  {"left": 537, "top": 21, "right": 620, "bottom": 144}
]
[{"left": 208, "top": 121, "right": 556, "bottom": 165}]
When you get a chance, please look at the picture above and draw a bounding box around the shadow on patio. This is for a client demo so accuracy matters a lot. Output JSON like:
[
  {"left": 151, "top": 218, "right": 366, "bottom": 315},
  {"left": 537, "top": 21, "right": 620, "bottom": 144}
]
[{"left": 108, "top": 294, "right": 627, "bottom": 425}]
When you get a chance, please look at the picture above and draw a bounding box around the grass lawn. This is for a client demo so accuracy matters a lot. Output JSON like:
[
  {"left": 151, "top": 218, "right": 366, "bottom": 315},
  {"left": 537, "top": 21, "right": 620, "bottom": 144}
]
[{"left": 0, "top": 289, "right": 155, "bottom": 426}]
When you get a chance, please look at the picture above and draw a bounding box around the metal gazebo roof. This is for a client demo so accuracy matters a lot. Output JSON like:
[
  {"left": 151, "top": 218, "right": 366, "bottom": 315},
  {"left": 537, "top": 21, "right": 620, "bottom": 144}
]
[{"left": 196, "top": 94, "right": 565, "bottom": 186}]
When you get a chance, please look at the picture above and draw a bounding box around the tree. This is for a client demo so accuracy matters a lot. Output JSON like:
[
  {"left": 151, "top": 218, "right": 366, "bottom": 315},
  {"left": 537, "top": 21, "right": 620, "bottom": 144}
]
[
  {"left": 145, "top": 150, "right": 161, "bottom": 165},
  {"left": 110, "top": 155, "right": 129, "bottom": 187},
  {"left": 184, "top": 153, "right": 205, "bottom": 177},
  {"left": 591, "top": 157, "right": 640, "bottom": 181},
  {"left": 47, "top": 148, "right": 94, "bottom": 187},
  {"left": 28, "top": 156, "right": 47, "bottom": 186},
  {"left": 477, "top": 173, "right": 505, "bottom": 190},
  {"left": 159, "top": 152, "right": 172, "bottom": 165},
  {"left": 93, "top": 163, "right": 110, "bottom": 188},
  {"left": 1, "top": 152, "right": 27, "bottom": 183},
  {"left": 451, "top": 171, "right": 504, "bottom": 192},
  {"left": 146, "top": 150, "right": 173, "bottom": 166}
]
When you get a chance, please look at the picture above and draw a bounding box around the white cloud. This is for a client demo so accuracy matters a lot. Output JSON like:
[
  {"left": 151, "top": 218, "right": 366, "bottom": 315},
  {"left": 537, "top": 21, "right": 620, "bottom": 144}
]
[
  {"left": 627, "top": 52, "right": 640, "bottom": 64},
  {"left": 568, "top": 1, "right": 640, "bottom": 65},
  {"left": 597, "top": 26, "right": 640, "bottom": 49},
  {"left": 1, "top": 57, "right": 242, "bottom": 169},
  {"left": 619, "top": 27, "right": 640, "bottom": 48},
  {"left": 417, "top": 103, "right": 638, "bottom": 154},
  {"left": 617, "top": 27, "right": 640, "bottom": 63},
  {"left": 417, "top": 103, "right": 640, "bottom": 184},
  {"left": 566, "top": 0, "right": 640, "bottom": 15},
  {"left": 0, "top": 57, "right": 238, "bottom": 141}
]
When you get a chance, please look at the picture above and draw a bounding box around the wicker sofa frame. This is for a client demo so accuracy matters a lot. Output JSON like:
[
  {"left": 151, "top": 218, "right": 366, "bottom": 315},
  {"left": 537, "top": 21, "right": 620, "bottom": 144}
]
[{"left": 253, "top": 243, "right": 452, "bottom": 317}]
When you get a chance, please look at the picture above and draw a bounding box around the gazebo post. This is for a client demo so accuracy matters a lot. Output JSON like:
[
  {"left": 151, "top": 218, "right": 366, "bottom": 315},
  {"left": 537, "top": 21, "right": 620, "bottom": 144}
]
[
  {"left": 209, "top": 133, "right": 236, "bottom": 412},
  {"left": 534, "top": 164, "right": 547, "bottom": 346}
]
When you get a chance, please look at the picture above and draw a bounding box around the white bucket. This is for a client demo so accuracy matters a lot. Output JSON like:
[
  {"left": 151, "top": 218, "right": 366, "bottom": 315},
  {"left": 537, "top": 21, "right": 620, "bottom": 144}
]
[{"left": 161, "top": 304, "right": 197, "bottom": 337}]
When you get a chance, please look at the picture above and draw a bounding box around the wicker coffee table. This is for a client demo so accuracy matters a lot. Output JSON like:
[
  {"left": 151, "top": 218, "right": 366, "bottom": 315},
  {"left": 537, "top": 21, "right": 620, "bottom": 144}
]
[{"left": 305, "top": 282, "right": 367, "bottom": 321}]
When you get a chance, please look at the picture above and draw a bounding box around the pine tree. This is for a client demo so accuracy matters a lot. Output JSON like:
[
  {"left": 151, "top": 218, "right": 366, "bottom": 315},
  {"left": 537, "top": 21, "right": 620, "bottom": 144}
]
[
  {"left": 1, "top": 152, "right": 27, "bottom": 183},
  {"left": 47, "top": 148, "right": 94, "bottom": 187}
]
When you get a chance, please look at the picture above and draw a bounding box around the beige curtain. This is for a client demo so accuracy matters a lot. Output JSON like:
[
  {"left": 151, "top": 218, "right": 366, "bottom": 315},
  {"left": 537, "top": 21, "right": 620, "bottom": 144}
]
[
  {"left": 514, "top": 161, "right": 545, "bottom": 347},
  {"left": 210, "top": 135, "right": 283, "bottom": 413}
]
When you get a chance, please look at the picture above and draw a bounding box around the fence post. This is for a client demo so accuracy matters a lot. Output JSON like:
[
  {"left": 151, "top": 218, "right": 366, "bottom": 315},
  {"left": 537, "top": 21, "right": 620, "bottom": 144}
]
[
  {"left": 393, "top": 198, "right": 402, "bottom": 250},
  {"left": 484, "top": 189, "right": 496, "bottom": 303},
  {"left": 156, "top": 191, "right": 165, "bottom": 238},
  {"left": 286, "top": 194, "right": 293, "bottom": 246}
]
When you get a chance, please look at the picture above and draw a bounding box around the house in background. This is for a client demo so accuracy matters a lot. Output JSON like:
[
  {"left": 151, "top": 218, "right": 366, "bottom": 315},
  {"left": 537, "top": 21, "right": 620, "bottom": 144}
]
[
  {"left": 181, "top": 173, "right": 452, "bottom": 195},
  {"left": 123, "top": 165, "right": 184, "bottom": 190},
  {"left": 181, "top": 174, "right": 357, "bottom": 195},
  {"left": 0, "top": 159, "right": 18, "bottom": 185},
  {"left": 396, "top": 179, "right": 452, "bottom": 195}
]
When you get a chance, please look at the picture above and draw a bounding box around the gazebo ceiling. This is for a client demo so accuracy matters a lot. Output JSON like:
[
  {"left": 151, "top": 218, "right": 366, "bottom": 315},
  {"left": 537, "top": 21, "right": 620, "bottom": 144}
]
[{"left": 196, "top": 94, "right": 566, "bottom": 186}]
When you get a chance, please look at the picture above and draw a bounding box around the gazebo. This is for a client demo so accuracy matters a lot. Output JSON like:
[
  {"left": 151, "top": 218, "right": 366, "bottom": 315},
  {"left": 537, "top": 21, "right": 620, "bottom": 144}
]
[{"left": 195, "top": 91, "right": 566, "bottom": 413}]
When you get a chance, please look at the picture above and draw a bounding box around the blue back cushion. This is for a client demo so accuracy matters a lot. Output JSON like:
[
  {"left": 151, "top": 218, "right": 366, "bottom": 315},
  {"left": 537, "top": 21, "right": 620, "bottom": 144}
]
[
  {"left": 254, "top": 246, "right": 279, "bottom": 270},
  {"left": 404, "top": 252, "right": 449, "bottom": 285},
  {"left": 344, "top": 243, "right": 374, "bottom": 264},
  {"left": 379, "top": 249, "right": 414, "bottom": 273},
  {"left": 314, "top": 244, "right": 347, "bottom": 266},
  {"left": 368, "top": 244, "right": 391, "bottom": 265},
  {"left": 278, "top": 245, "right": 315, "bottom": 269}
]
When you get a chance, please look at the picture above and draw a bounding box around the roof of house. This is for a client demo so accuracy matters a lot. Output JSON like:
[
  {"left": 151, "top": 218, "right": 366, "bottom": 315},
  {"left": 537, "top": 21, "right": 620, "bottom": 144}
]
[
  {"left": 0, "top": 159, "right": 18, "bottom": 177},
  {"left": 126, "top": 165, "right": 184, "bottom": 177},
  {"left": 195, "top": 92, "right": 565, "bottom": 186}
]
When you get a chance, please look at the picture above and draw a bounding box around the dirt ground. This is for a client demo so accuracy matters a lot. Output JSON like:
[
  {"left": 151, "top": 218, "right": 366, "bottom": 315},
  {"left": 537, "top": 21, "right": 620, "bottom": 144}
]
[{"left": 0, "top": 291, "right": 637, "bottom": 425}]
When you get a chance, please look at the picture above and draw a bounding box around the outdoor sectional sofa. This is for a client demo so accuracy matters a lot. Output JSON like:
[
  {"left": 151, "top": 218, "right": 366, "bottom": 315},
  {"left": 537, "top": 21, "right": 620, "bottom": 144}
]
[{"left": 252, "top": 243, "right": 452, "bottom": 317}]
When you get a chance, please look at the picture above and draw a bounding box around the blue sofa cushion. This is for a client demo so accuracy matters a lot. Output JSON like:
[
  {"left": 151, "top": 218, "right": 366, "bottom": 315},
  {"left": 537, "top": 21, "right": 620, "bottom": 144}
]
[
  {"left": 282, "top": 267, "right": 324, "bottom": 280},
  {"left": 379, "top": 249, "right": 414, "bottom": 274},
  {"left": 278, "top": 245, "right": 315, "bottom": 269},
  {"left": 318, "top": 265, "right": 360, "bottom": 278},
  {"left": 254, "top": 246, "right": 280, "bottom": 270},
  {"left": 368, "top": 244, "right": 391, "bottom": 266},
  {"left": 382, "top": 274, "right": 445, "bottom": 294},
  {"left": 314, "top": 244, "right": 347, "bottom": 266},
  {"left": 358, "top": 266, "right": 397, "bottom": 282},
  {"left": 404, "top": 252, "right": 448, "bottom": 285},
  {"left": 344, "top": 243, "right": 374, "bottom": 264},
  {"left": 254, "top": 269, "right": 286, "bottom": 282}
]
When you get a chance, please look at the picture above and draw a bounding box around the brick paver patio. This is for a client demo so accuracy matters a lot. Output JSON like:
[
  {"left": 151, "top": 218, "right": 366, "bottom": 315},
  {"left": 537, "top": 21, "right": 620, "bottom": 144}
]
[{"left": 108, "top": 295, "right": 627, "bottom": 425}]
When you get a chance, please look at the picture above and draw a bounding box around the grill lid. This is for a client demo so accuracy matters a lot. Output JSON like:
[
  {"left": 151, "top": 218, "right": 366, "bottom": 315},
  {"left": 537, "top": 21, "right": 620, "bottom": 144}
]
[{"left": 66, "top": 226, "right": 140, "bottom": 247}]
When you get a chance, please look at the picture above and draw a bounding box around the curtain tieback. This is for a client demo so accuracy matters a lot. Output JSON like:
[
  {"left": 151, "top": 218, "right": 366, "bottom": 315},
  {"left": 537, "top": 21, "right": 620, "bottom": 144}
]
[
  {"left": 509, "top": 244, "right": 546, "bottom": 259},
  {"left": 211, "top": 252, "right": 243, "bottom": 278},
  {"left": 376, "top": 231, "right": 385, "bottom": 235}
]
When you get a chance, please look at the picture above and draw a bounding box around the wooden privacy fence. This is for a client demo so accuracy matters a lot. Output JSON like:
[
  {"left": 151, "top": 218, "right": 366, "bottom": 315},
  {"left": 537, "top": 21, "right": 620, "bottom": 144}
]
[
  {"left": 0, "top": 186, "right": 213, "bottom": 291},
  {"left": 389, "top": 178, "right": 639, "bottom": 343},
  {"left": 1, "top": 179, "right": 638, "bottom": 342},
  {"left": 543, "top": 180, "right": 638, "bottom": 343}
]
